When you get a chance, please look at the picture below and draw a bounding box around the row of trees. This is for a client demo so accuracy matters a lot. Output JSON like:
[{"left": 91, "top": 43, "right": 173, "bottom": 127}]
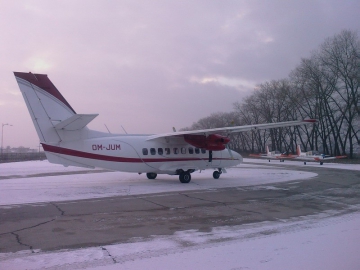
[{"left": 183, "top": 30, "right": 360, "bottom": 157}]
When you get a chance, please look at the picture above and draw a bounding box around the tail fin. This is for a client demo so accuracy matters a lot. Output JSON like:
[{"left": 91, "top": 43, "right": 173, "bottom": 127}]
[
  {"left": 14, "top": 72, "right": 97, "bottom": 144},
  {"left": 296, "top": 145, "right": 302, "bottom": 156},
  {"left": 266, "top": 145, "right": 270, "bottom": 155}
]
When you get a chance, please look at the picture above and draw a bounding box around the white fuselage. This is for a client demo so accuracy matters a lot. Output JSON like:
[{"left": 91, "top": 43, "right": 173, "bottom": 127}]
[{"left": 43, "top": 133, "right": 242, "bottom": 175}]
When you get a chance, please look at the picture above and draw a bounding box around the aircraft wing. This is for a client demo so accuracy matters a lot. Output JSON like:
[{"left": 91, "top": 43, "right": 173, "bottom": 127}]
[
  {"left": 275, "top": 156, "right": 297, "bottom": 159},
  {"left": 146, "top": 119, "right": 317, "bottom": 141},
  {"left": 313, "top": 155, "right": 347, "bottom": 161}
]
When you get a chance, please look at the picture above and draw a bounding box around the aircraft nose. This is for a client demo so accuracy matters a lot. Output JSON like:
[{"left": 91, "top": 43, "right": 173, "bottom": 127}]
[
  {"left": 231, "top": 150, "right": 243, "bottom": 162},
  {"left": 235, "top": 151, "right": 243, "bottom": 162}
]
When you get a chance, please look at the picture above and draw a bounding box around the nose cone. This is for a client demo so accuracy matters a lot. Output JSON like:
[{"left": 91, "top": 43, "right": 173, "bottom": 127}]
[
  {"left": 226, "top": 150, "right": 242, "bottom": 167},
  {"left": 232, "top": 150, "right": 243, "bottom": 163}
]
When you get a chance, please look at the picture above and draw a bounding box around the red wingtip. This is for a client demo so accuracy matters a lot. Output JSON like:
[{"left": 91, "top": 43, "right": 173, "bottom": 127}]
[{"left": 302, "top": 119, "right": 318, "bottom": 123}]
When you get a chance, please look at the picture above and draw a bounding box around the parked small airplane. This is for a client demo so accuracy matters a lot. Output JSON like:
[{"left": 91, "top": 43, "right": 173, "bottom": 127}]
[
  {"left": 14, "top": 72, "right": 316, "bottom": 183},
  {"left": 249, "top": 145, "right": 296, "bottom": 162},
  {"left": 295, "top": 145, "right": 346, "bottom": 165}
]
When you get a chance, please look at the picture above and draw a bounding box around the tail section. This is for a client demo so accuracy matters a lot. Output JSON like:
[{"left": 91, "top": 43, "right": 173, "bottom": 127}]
[
  {"left": 296, "top": 145, "right": 302, "bottom": 156},
  {"left": 266, "top": 145, "right": 270, "bottom": 156},
  {"left": 14, "top": 72, "right": 97, "bottom": 144}
]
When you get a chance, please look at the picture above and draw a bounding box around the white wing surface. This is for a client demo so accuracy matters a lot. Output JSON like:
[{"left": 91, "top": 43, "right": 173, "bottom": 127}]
[{"left": 146, "top": 119, "right": 317, "bottom": 141}]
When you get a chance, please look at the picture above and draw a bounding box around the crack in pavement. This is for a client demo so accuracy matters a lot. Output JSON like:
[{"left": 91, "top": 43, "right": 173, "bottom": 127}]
[
  {"left": 0, "top": 218, "right": 56, "bottom": 236},
  {"left": 11, "top": 232, "right": 34, "bottom": 253},
  {"left": 51, "top": 202, "right": 65, "bottom": 216},
  {"left": 101, "top": 246, "right": 117, "bottom": 263},
  {"left": 180, "top": 192, "right": 228, "bottom": 206},
  {"left": 137, "top": 197, "right": 169, "bottom": 209},
  {"left": 1, "top": 218, "right": 57, "bottom": 252}
]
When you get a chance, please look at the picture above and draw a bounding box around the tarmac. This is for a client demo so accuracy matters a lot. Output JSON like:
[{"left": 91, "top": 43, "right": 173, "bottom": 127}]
[{"left": 0, "top": 162, "right": 360, "bottom": 253}]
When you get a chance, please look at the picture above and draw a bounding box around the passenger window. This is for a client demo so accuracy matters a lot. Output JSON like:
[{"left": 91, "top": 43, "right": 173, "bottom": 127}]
[
  {"left": 195, "top": 148, "right": 200, "bottom": 154},
  {"left": 188, "top": 147, "right": 194, "bottom": 154},
  {"left": 165, "top": 148, "right": 170, "bottom": 155},
  {"left": 158, "top": 148, "right": 163, "bottom": 155},
  {"left": 150, "top": 148, "right": 156, "bottom": 155},
  {"left": 181, "top": 147, "right": 186, "bottom": 154},
  {"left": 173, "top": 148, "right": 179, "bottom": 154},
  {"left": 142, "top": 148, "right": 148, "bottom": 155},
  {"left": 201, "top": 149, "right": 206, "bottom": 154}
]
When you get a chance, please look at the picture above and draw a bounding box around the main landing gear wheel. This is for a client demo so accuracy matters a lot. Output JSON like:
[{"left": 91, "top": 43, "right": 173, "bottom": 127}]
[
  {"left": 213, "top": 171, "right": 221, "bottom": 179},
  {"left": 179, "top": 172, "right": 191, "bottom": 183},
  {"left": 146, "top": 173, "right": 157, "bottom": 179}
]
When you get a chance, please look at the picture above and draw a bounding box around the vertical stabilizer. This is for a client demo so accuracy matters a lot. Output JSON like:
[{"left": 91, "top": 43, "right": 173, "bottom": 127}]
[
  {"left": 296, "top": 145, "right": 302, "bottom": 156},
  {"left": 14, "top": 72, "right": 76, "bottom": 144}
]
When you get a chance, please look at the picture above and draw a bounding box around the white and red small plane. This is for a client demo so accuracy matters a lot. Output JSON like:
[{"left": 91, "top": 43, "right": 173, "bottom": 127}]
[
  {"left": 14, "top": 72, "right": 317, "bottom": 183},
  {"left": 295, "top": 145, "right": 347, "bottom": 165},
  {"left": 249, "top": 145, "right": 296, "bottom": 162}
]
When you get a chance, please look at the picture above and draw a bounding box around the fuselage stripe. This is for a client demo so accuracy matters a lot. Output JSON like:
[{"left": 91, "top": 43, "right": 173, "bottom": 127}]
[{"left": 42, "top": 144, "right": 234, "bottom": 163}]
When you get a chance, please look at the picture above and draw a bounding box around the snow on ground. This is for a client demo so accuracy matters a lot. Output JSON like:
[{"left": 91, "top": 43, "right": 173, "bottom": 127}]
[
  {"left": 1, "top": 211, "right": 360, "bottom": 270},
  {"left": 0, "top": 160, "right": 98, "bottom": 177},
  {"left": 0, "top": 160, "right": 317, "bottom": 206},
  {"left": 0, "top": 160, "right": 360, "bottom": 269}
]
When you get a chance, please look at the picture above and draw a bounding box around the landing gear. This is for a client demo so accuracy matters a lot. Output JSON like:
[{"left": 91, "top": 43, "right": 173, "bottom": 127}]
[
  {"left": 208, "top": 150, "right": 213, "bottom": 162},
  {"left": 179, "top": 172, "right": 191, "bottom": 183},
  {"left": 304, "top": 162, "right": 306, "bottom": 165},
  {"left": 213, "top": 171, "right": 220, "bottom": 179},
  {"left": 320, "top": 161, "right": 323, "bottom": 165},
  {"left": 146, "top": 173, "right": 157, "bottom": 179},
  {"left": 213, "top": 169, "right": 222, "bottom": 179}
]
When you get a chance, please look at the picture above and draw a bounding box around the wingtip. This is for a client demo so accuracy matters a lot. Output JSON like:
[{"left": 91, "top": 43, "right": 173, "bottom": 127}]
[{"left": 302, "top": 119, "right": 318, "bottom": 123}]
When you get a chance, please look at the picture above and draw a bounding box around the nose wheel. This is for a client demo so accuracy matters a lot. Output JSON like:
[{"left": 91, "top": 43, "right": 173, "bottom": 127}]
[
  {"left": 213, "top": 169, "right": 222, "bottom": 179},
  {"left": 146, "top": 173, "right": 157, "bottom": 179}
]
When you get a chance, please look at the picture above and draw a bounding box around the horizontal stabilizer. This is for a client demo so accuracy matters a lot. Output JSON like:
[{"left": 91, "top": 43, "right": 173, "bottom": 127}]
[{"left": 53, "top": 114, "right": 98, "bottom": 130}]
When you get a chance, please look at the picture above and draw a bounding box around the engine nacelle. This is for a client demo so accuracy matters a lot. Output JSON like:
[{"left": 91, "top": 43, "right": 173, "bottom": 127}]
[{"left": 184, "top": 134, "right": 230, "bottom": 151}]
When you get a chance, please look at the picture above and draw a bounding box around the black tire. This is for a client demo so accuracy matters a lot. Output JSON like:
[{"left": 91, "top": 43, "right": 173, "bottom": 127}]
[
  {"left": 213, "top": 171, "right": 220, "bottom": 179},
  {"left": 304, "top": 162, "right": 306, "bottom": 165},
  {"left": 320, "top": 162, "right": 323, "bottom": 165},
  {"left": 179, "top": 172, "right": 191, "bottom": 183},
  {"left": 146, "top": 173, "right": 157, "bottom": 180}
]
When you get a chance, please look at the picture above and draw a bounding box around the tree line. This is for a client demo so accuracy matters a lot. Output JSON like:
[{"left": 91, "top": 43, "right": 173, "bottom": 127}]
[{"left": 182, "top": 30, "right": 360, "bottom": 158}]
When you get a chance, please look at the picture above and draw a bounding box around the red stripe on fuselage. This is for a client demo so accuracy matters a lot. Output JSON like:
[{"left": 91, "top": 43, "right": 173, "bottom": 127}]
[{"left": 42, "top": 144, "right": 232, "bottom": 163}]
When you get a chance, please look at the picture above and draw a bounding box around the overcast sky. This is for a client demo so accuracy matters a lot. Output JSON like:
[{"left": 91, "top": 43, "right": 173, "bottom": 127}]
[{"left": 0, "top": 1, "right": 359, "bottom": 148}]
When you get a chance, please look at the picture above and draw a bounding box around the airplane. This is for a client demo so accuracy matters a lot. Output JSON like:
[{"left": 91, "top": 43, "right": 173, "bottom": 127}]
[
  {"left": 249, "top": 145, "right": 296, "bottom": 162},
  {"left": 13, "top": 72, "right": 317, "bottom": 183},
  {"left": 295, "top": 145, "right": 347, "bottom": 165}
]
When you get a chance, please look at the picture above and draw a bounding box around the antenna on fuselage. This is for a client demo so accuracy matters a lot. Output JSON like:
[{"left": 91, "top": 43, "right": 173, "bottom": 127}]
[
  {"left": 104, "top": 124, "right": 111, "bottom": 134},
  {"left": 121, "top": 125, "right": 128, "bottom": 134}
]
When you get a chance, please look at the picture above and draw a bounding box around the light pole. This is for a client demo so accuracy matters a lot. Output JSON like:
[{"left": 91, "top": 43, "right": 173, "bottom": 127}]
[{"left": 1, "top": 123, "right": 13, "bottom": 155}]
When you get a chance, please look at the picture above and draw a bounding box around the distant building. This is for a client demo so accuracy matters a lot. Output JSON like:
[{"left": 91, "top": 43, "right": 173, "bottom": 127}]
[{"left": 2, "top": 146, "right": 39, "bottom": 153}]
